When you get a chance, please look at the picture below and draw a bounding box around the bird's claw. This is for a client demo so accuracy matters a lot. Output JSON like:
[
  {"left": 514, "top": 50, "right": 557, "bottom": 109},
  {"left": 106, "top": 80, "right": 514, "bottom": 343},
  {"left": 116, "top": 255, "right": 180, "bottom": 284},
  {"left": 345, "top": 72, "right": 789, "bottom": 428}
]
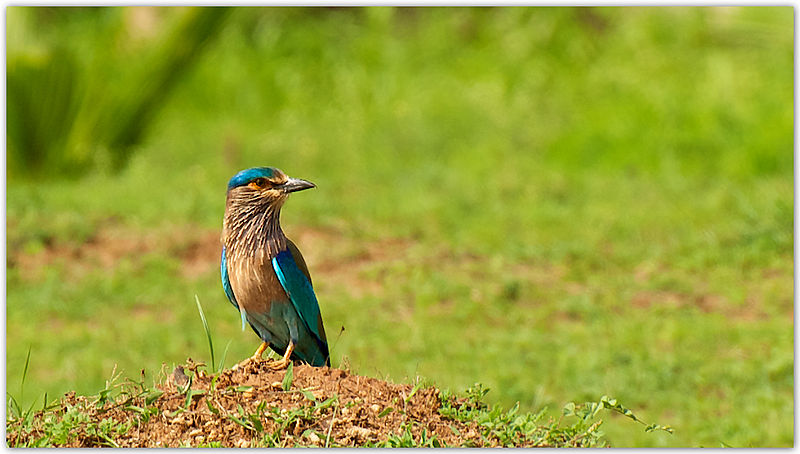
[
  {"left": 266, "top": 358, "right": 292, "bottom": 370},
  {"left": 235, "top": 356, "right": 260, "bottom": 369}
]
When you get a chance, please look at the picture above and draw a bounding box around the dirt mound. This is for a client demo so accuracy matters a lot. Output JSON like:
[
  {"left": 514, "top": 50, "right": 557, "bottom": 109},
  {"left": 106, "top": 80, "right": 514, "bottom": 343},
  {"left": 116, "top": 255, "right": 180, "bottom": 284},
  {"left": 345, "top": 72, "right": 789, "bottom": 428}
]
[
  {"left": 126, "top": 359, "right": 479, "bottom": 447},
  {"left": 7, "top": 359, "right": 486, "bottom": 447},
  {"left": 8, "top": 358, "right": 619, "bottom": 447}
]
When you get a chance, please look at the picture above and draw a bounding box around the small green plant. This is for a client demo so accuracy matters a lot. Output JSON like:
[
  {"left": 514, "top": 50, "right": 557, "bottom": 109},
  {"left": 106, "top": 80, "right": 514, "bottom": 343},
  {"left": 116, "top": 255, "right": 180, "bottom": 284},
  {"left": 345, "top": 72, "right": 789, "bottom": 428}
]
[
  {"left": 563, "top": 395, "right": 673, "bottom": 435},
  {"left": 439, "top": 384, "right": 671, "bottom": 447},
  {"left": 383, "top": 422, "right": 417, "bottom": 447},
  {"left": 379, "top": 422, "right": 444, "bottom": 448}
]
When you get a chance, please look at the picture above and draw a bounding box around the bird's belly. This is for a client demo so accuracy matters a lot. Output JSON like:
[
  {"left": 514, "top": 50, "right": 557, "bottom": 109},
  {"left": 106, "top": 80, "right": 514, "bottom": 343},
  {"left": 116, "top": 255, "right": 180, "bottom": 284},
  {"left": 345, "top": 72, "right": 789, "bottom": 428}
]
[
  {"left": 253, "top": 302, "right": 298, "bottom": 350},
  {"left": 227, "top": 255, "right": 294, "bottom": 347}
]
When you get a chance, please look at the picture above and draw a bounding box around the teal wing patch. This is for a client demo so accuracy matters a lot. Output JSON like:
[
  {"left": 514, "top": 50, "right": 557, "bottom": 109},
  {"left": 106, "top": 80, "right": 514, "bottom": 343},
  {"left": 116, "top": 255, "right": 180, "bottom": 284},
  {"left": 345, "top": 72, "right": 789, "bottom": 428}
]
[
  {"left": 221, "top": 247, "right": 238, "bottom": 309},
  {"left": 272, "top": 248, "right": 327, "bottom": 347},
  {"left": 221, "top": 247, "right": 248, "bottom": 331}
]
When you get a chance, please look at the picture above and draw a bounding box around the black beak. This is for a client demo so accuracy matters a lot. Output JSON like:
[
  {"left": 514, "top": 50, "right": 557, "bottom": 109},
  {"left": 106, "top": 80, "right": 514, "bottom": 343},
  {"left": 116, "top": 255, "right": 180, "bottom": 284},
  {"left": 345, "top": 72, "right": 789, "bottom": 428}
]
[{"left": 282, "top": 177, "right": 316, "bottom": 193}]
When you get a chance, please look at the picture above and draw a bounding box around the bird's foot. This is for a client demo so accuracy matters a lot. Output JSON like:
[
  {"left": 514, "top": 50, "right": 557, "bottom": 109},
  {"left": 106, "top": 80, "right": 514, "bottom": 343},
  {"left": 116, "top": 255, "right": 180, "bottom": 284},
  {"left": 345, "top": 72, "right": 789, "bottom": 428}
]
[
  {"left": 241, "top": 342, "right": 269, "bottom": 365},
  {"left": 234, "top": 355, "right": 263, "bottom": 369},
  {"left": 263, "top": 341, "right": 295, "bottom": 370},
  {"left": 232, "top": 342, "right": 271, "bottom": 370},
  {"left": 233, "top": 358, "right": 252, "bottom": 370},
  {"left": 266, "top": 357, "right": 293, "bottom": 370}
]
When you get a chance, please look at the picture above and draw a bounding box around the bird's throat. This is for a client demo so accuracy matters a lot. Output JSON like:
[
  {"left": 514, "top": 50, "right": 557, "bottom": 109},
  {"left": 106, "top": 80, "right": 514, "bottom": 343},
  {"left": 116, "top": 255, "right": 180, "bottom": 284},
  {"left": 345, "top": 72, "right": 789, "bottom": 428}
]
[{"left": 223, "top": 203, "right": 287, "bottom": 261}]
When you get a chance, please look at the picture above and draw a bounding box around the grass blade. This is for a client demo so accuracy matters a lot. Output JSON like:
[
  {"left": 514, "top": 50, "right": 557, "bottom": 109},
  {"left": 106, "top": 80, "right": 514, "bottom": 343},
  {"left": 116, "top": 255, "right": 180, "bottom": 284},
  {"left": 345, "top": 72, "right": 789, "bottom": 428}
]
[
  {"left": 282, "top": 362, "right": 294, "bottom": 391},
  {"left": 21, "top": 345, "right": 31, "bottom": 400},
  {"left": 218, "top": 339, "right": 232, "bottom": 373},
  {"left": 7, "top": 394, "right": 21, "bottom": 419},
  {"left": 195, "top": 295, "right": 215, "bottom": 371}
]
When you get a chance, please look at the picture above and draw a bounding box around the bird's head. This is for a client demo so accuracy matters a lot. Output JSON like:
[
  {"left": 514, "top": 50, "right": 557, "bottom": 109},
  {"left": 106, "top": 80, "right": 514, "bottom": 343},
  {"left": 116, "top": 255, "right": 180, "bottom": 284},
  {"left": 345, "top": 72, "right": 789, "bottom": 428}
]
[{"left": 226, "top": 167, "right": 316, "bottom": 211}]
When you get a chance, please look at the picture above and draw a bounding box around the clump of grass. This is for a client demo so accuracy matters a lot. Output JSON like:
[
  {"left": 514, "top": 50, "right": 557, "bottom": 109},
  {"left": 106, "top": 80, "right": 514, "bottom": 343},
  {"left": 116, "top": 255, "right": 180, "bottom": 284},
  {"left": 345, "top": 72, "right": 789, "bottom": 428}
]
[
  {"left": 378, "top": 421, "right": 443, "bottom": 448},
  {"left": 438, "top": 383, "right": 672, "bottom": 448},
  {"left": 7, "top": 346, "right": 33, "bottom": 422},
  {"left": 6, "top": 366, "right": 153, "bottom": 447}
]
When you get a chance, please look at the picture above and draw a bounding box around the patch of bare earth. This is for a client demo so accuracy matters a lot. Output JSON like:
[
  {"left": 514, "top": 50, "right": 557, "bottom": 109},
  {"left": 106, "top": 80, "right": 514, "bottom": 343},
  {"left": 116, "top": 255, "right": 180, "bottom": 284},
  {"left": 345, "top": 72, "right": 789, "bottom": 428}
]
[
  {"left": 10, "top": 360, "right": 506, "bottom": 448},
  {"left": 629, "top": 262, "right": 792, "bottom": 321},
  {"left": 10, "top": 222, "right": 791, "bottom": 322},
  {"left": 10, "top": 225, "right": 157, "bottom": 282},
  {"left": 8, "top": 222, "right": 219, "bottom": 282}
]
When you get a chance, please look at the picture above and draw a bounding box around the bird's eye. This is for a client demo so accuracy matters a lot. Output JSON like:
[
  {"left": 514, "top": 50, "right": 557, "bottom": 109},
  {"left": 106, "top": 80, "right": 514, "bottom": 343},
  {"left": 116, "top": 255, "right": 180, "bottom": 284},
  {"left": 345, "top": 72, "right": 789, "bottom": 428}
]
[{"left": 249, "top": 178, "right": 270, "bottom": 190}]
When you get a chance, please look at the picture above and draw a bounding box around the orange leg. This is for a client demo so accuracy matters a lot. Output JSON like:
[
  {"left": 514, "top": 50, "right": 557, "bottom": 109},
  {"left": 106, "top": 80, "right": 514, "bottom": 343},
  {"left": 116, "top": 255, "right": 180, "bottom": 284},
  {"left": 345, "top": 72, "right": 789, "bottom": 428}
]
[
  {"left": 267, "top": 341, "right": 295, "bottom": 370},
  {"left": 252, "top": 342, "right": 269, "bottom": 360},
  {"left": 238, "top": 342, "right": 269, "bottom": 367}
]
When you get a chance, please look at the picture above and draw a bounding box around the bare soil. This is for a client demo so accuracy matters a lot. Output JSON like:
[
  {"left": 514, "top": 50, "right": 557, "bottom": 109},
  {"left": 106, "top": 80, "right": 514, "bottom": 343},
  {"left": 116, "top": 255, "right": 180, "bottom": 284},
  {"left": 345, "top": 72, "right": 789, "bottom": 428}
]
[
  {"left": 11, "top": 222, "right": 789, "bottom": 321},
  {"left": 10, "top": 358, "right": 500, "bottom": 448}
]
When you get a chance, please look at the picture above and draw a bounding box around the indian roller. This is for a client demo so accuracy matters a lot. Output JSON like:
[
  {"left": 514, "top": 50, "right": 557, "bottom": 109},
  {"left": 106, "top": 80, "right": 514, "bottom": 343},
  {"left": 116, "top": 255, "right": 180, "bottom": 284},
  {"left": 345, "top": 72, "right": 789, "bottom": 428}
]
[{"left": 220, "top": 167, "right": 330, "bottom": 369}]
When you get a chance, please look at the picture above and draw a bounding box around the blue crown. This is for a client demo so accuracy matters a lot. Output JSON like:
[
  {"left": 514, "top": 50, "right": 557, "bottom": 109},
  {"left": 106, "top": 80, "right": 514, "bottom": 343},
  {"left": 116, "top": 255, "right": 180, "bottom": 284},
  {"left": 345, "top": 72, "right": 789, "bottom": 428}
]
[{"left": 227, "top": 167, "right": 279, "bottom": 190}]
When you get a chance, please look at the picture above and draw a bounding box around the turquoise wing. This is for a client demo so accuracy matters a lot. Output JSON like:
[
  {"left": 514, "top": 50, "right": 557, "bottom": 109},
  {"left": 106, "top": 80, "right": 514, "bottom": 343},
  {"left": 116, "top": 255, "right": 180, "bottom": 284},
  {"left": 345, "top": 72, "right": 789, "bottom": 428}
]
[
  {"left": 221, "top": 246, "right": 248, "bottom": 331},
  {"left": 220, "top": 247, "right": 238, "bottom": 309},
  {"left": 271, "top": 246, "right": 329, "bottom": 359}
]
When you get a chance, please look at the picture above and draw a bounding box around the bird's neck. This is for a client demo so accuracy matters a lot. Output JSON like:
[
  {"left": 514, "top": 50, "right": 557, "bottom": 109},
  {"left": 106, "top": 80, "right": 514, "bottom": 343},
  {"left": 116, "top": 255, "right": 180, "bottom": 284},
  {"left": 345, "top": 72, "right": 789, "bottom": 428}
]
[{"left": 223, "top": 202, "right": 288, "bottom": 260}]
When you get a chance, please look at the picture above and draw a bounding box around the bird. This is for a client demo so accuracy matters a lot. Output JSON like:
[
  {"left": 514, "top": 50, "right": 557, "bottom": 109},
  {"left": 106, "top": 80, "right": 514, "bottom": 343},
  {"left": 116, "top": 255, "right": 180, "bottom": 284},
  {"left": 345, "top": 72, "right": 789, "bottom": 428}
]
[{"left": 220, "top": 167, "right": 330, "bottom": 369}]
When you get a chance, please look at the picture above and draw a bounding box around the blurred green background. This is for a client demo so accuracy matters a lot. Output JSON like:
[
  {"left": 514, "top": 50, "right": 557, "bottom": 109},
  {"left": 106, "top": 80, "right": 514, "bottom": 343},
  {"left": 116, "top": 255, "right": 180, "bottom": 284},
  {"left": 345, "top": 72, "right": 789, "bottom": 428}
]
[{"left": 6, "top": 6, "right": 793, "bottom": 447}]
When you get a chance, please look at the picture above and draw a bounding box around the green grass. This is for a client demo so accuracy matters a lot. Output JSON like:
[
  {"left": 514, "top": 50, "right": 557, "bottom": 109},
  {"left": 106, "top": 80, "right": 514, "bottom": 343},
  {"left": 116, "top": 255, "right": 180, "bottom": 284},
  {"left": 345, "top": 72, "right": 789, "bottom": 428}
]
[{"left": 6, "top": 6, "right": 793, "bottom": 447}]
